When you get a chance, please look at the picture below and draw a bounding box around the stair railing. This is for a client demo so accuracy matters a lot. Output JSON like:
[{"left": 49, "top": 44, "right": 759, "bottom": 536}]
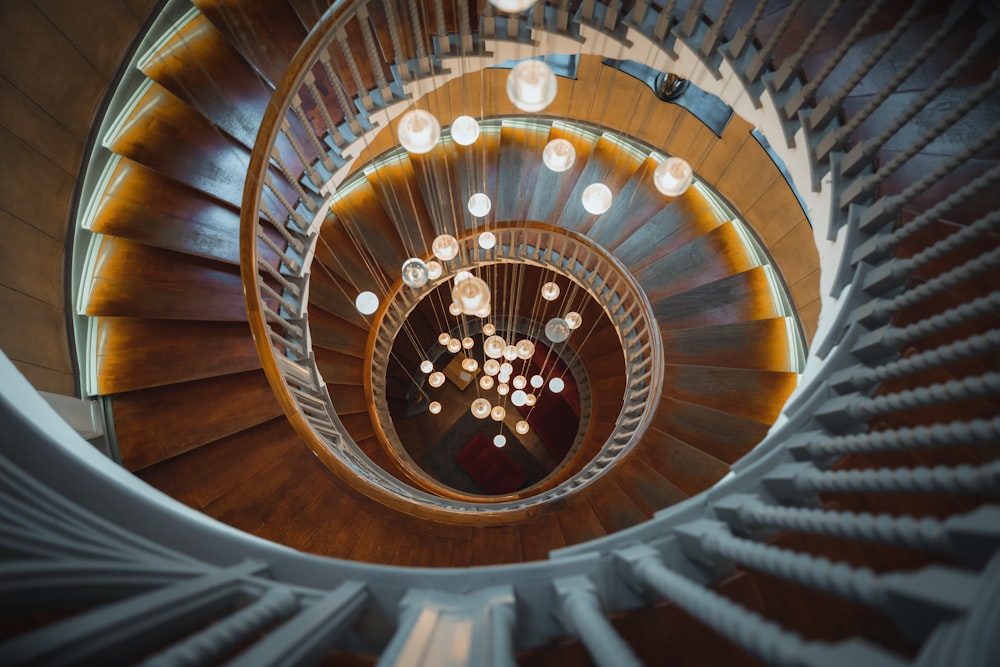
[{"left": 9, "top": 0, "right": 997, "bottom": 665}]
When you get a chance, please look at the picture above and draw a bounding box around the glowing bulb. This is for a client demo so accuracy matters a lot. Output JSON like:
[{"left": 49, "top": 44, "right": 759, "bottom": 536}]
[
  {"left": 428, "top": 401, "right": 442, "bottom": 414},
  {"left": 582, "top": 182, "right": 613, "bottom": 214},
  {"left": 475, "top": 305, "right": 491, "bottom": 318},
  {"left": 468, "top": 193, "right": 492, "bottom": 217},
  {"left": 449, "top": 302, "right": 462, "bottom": 316},
  {"left": 484, "top": 359, "right": 501, "bottom": 376},
  {"left": 524, "top": 393, "right": 536, "bottom": 406},
  {"left": 478, "top": 231, "right": 497, "bottom": 249},
  {"left": 564, "top": 311, "right": 582, "bottom": 330},
  {"left": 452, "top": 276, "right": 491, "bottom": 315},
  {"left": 542, "top": 138, "right": 576, "bottom": 172},
  {"left": 484, "top": 335, "right": 506, "bottom": 359},
  {"left": 420, "top": 360, "right": 433, "bottom": 374},
  {"left": 438, "top": 332, "right": 451, "bottom": 346},
  {"left": 511, "top": 390, "right": 527, "bottom": 406},
  {"left": 462, "top": 357, "right": 479, "bottom": 373},
  {"left": 491, "top": 405, "right": 506, "bottom": 421},
  {"left": 480, "top": 375, "right": 495, "bottom": 390},
  {"left": 454, "top": 270, "right": 473, "bottom": 284},
  {"left": 516, "top": 420, "right": 530, "bottom": 435},
  {"left": 427, "top": 261, "right": 443, "bottom": 280},
  {"left": 398, "top": 109, "right": 440, "bottom": 154},
  {"left": 541, "top": 281, "right": 560, "bottom": 301},
  {"left": 451, "top": 115, "right": 480, "bottom": 145},
  {"left": 515, "top": 339, "right": 535, "bottom": 359},
  {"left": 432, "top": 234, "right": 460, "bottom": 261},
  {"left": 429, "top": 372, "right": 445, "bottom": 388},
  {"left": 549, "top": 377, "right": 565, "bottom": 393},
  {"left": 447, "top": 339, "right": 462, "bottom": 353},
  {"left": 529, "top": 374, "right": 543, "bottom": 388},
  {"left": 513, "top": 375, "right": 527, "bottom": 390},
  {"left": 545, "top": 317, "right": 570, "bottom": 343},
  {"left": 507, "top": 59, "right": 557, "bottom": 112},
  {"left": 493, "top": 434, "right": 507, "bottom": 447},
  {"left": 471, "top": 398, "right": 492, "bottom": 419},
  {"left": 489, "top": 0, "right": 536, "bottom": 12},
  {"left": 462, "top": 336, "right": 474, "bottom": 350},
  {"left": 500, "top": 362, "right": 513, "bottom": 375},
  {"left": 355, "top": 291, "right": 379, "bottom": 315},
  {"left": 401, "top": 257, "right": 429, "bottom": 288},
  {"left": 654, "top": 157, "right": 693, "bottom": 196},
  {"left": 498, "top": 372, "right": 511, "bottom": 384},
  {"left": 503, "top": 345, "right": 518, "bottom": 361},
  {"left": 497, "top": 383, "right": 509, "bottom": 396},
  {"left": 483, "top": 323, "right": 496, "bottom": 336}
]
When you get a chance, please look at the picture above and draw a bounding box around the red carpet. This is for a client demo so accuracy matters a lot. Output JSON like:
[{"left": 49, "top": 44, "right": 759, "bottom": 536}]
[{"left": 455, "top": 433, "right": 527, "bottom": 494}]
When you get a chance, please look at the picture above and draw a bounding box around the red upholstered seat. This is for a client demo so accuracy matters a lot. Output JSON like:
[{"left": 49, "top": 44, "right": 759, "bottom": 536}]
[{"left": 455, "top": 433, "right": 527, "bottom": 494}]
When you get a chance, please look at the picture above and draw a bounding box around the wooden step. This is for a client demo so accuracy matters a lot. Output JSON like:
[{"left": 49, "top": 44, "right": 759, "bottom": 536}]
[
  {"left": 651, "top": 396, "right": 771, "bottom": 464},
  {"left": 635, "top": 427, "right": 730, "bottom": 498},
  {"left": 556, "top": 135, "right": 643, "bottom": 234},
  {"left": 309, "top": 306, "right": 369, "bottom": 356},
  {"left": 586, "top": 156, "right": 665, "bottom": 250},
  {"left": 661, "top": 318, "right": 796, "bottom": 372},
  {"left": 365, "top": 160, "right": 438, "bottom": 250},
  {"left": 525, "top": 125, "right": 596, "bottom": 223},
  {"left": 661, "top": 363, "right": 797, "bottom": 423},
  {"left": 496, "top": 124, "right": 549, "bottom": 222},
  {"left": 326, "top": 178, "right": 409, "bottom": 274},
  {"left": 652, "top": 267, "right": 783, "bottom": 331},
  {"left": 636, "top": 221, "right": 758, "bottom": 302},
  {"left": 517, "top": 512, "right": 567, "bottom": 562},
  {"left": 139, "top": 12, "right": 271, "bottom": 147},
  {"left": 192, "top": 0, "right": 306, "bottom": 86},
  {"left": 84, "top": 237, "right": 246, "bottom": 321},
  {"left": 113, "top": 369, "right": 283, "bottom": 470},
  {"left": 585, "top": 476, "right": 648, "bottom": 534},
  {"left": 315, "top": 347, "right": 365, "bottom": 386},
  {"left": 450, "top": 128, "right": 501, "bottom": 234},
  {"left": 95, "top": 318, "right": 260, "bottom": 394}
]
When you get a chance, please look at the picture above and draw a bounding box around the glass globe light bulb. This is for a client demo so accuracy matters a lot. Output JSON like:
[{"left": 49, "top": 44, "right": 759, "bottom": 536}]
[
  {"left": 428, "top": 401, "right": 442, "bottom": 414},
  {"left": 461, "top": 358, "right": 479, "bottom": 373},
  {"left": 515, "top": 339, "right": 535, "bottom": 359},
  {"left": 500, "top": 362, "right": 513, "bottom": 375},
  {"left": 483, "top": 323, "right": 496, "bottom": 336},
  {"left": 426, "top": 261, "right": 443, "bottom": 280},
  {"left": 582, "top": 182, "right": 613, "bottom": 214},
  {"left": 401, "top": 257, "right": 429, "bottom": 288},
  {"left": 484, "top": 359, "right": 501, "bottom": 376},
  {"left": 475, "top": 305, "right": 491, "bottom": 318},
  {"left": 450, "top": 115, "right": 480, "bottom": 145},
  {"left": 516, "top": 420, "right": 530, "bottom": 435},
  {"left": 447, "top": 339, "right": 462, "bottom": 353},
  {"left": 454, "top": 270, "right": 473, "bottom": 284},
  {"left": 432, "top": 234, "right": 460, "bottom": 261},
  {"left": 497, "top": 383, "right": 509, "bottom": 396},
  {"left": 654, "top": 156, "right": 693, "bottom": 196},
  {"left": 541, "top": 281, "right": 560, "bottom": 301},
  {"left": 512, "top": 375, "right": 527, "bottom": 389},
  {"left": 484, "top": 335, "right": 506, "bottom": 359},
  {"left": 480, "top": 375, "right": 495, "bottom": 390},
  {"left": 355, "top": 291, "right": 379, "bottom": 315},
  {"left": 428, "top": 371, "right": 445, "bottom": 388},
  {"left": 542, "top": 138, "right": 576, "bottom": 172},
  {"left": 545, "top": 317, "right": 570, "bottom": 343},
  {"left": 398, "top": 109, "right": 440, "bottom": 154},
  {"left": 493, "top": 434, "right": 507, "bottom": 448},
  {"left": 564, "top": 311, "right": 582, "bottom": 330},
  {"left": 471, "top": 398, "right": 492, "bottom": 419},
  {"left": 478, "top": 231, "right": 497, "bottom": 249},
  {"left": 420, "top": 360, "right": 433, "bottom": 374},
  {"left": 468, "top": 192, "right": 492, "bottom": 217},
  {"left": 524, "top": 393, "right": 536, "bottom": 406},
  {"left": 497, "top": 372, "right": 511, "bottom": 384},
  {"left": 511, "top": 389, "right": 527, "bottom": 406},
  {"left": 438, "top": 332, "right": 451, "bottom": 346},
  {"left": 489, "top": 0, "right": 537, "bottom": 13},
  {"left": 507, "top": 59, "right": 557, "bottom": 112},
  {"left": 530, "top": 374, "right": 544, "bottom": 388},
  {"left": 452, "top": 276, "right": 491, "bottom": 315},
  {"left": 549, "top": 377, "right": 565, "bottom": 393},
  {"left": 462, "top": 336, "right": 474, "bottom": 350},
  {"left": 491, "top": 405, "right": 506, "bottom": 421},
  {"left": 448, "top": 302, "right": 462, "bottom": 316},
  {"left": 502, "top": 345, "right": 518, "bottom": 361}
]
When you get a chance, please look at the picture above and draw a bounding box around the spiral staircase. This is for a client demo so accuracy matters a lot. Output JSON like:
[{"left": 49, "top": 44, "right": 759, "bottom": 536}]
[{"left": 1, "top": 0, "right": 999, "bottom": 665}]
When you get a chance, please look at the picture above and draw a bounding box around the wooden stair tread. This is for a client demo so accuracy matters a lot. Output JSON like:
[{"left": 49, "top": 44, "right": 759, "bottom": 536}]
[
  {"left": 661, "top": 363, "right": 798, "bottom": 423},
  {"left": 95, "top": 318, "right": 260, "bottom": 394},
  {"left": 113, "top": 369, "right": 283, "bottom": 470},
  {"left": 496, "top": 124, "right": 549, "bottom": 222},
  {"left": 308, "top": 306, "right": 369, "bottom": 356},
  {"left": 525, "top": 125, "right": 596, "bottom": 222},
  {"left": 661, "top": 318, "right": 796, "bottom": 372},
  {"left": 556, "top": 134, "right": 643, "bottom": 234},
  {"left": 636, "top": 427, "right": 731, "bottom": 497},
  {"left": 651, "top": 396, "right": 772, "bottom": 465},
  {"left": 652, "top": 267, "right": 784, "bottom": 330},
  {"left": 586, "top": 156, "right": 666, "bottom": 249},
  {"left": 609, "top": 188, "right": 721, "bottom": 269}
]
